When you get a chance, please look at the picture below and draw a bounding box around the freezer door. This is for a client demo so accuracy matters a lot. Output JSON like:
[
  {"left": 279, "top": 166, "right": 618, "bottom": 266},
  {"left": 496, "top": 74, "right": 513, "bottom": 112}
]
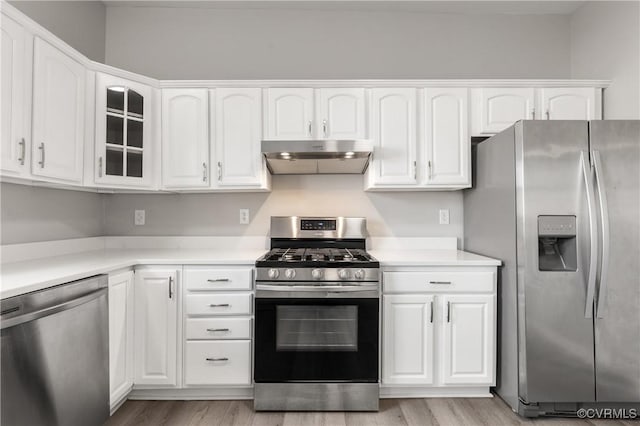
[
  {"left": 589, "top": 120, "right": 640, "bottom": 402},
  {"left": 516, "top": 121, "right": 596, "bottom": 403}
]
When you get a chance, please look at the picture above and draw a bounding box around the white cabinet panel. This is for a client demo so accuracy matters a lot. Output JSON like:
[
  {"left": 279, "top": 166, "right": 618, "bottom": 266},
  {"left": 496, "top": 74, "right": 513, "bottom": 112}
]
[
  {"left": 539, "top": 88, "right": 598, "bottom": 120},
  {"left": 94, "top": 73, "right": 154, "bottom": 188},
  {"left": 265, "top": 88, "right": 314, "bottom": 140},
  {"left": 162, "top": 89, "right": 209, "bottom": 188},
  {"left": 382, "top": 294, "right": 434, "bottom": 385},
  {"left": 368, "top": 88, "right": 418, "bottom": 186},
  {"left": 1, "top": 13, "right": 28, "bottom": 177},
  {"left": 134, "top": 269, "right": 178, "bottom": 386},
  {"left": 441, "top": 294, "right": 495, "bottom": 385},
  {"left": 31, "top": 37, "right": 85, "bottom": 183},
  {"left": 108, "top": 271, "right": 134, "bottom": 407},
  {"left": 184, "top": 267, "right": 252, "bottom": 291},
  {"left": 316, "top": 88, "right": 366, "bottom": 139},
  {"left": 213, "top": 88, "right": 264, "bottom": 187},
  {"left": 185, "top": 318, "right": 252, "bottom": 340},
  {"left": 423, "top": 88, "right": 470, "bottom": 187},
  {"left": 383, "top": 271, "right": 494, "bottom": 293},
  {"left": 474, "top": 88, "right": 535, "bottom": 135},
  {"left": 184, "top": 341, "right": 251, "bottom": 386},
  {"left": 185, "top": 293, "right": 252, "bottom": 316}
]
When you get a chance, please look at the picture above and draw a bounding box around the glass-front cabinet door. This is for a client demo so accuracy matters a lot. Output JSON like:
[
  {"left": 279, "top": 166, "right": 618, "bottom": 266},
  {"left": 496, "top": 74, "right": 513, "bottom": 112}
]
[{"left": 95, "top": 73, "right": 154, "bottom": 188}]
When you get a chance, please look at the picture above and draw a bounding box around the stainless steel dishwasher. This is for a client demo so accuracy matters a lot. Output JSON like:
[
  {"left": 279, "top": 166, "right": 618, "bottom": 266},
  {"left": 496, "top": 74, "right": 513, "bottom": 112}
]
[{"left": 1, "top": 275, "right": 109, "bottom": 426}]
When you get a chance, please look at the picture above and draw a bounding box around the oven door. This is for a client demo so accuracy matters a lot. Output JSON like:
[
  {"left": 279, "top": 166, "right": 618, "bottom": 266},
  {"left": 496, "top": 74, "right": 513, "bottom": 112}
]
[{"left": 254, "top": 287, "right": 378, "bottom": 383}]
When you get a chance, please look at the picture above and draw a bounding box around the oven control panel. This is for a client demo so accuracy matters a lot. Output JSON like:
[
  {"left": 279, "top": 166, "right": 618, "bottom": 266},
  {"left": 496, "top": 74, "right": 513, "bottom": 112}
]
[{"left": 300, "top": 219, "right": 336, "bottom": 231}]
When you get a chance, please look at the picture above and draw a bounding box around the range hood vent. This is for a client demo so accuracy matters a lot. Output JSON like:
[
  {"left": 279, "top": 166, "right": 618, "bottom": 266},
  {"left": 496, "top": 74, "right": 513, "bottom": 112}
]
[{"left": 261, "top": 140, "right": 373, "bottom": 175}]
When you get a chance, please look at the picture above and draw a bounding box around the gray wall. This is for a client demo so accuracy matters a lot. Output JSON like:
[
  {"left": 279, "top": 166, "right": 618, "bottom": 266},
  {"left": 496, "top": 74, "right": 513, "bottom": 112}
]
[
  {"left": 104, "top": 175, "right": 463, "bottom": 241},
  {"left": 570, "top": 1, "right": 640, "bottom": 119},
  {"left": 8, "top": 1, "right": 106, "bottom": 62},
  {"left": 0, "top": 183, "right": 104, "bottom": 245},
  {"left": 105, "top": 5, "right": 571, "bottom": 79}
]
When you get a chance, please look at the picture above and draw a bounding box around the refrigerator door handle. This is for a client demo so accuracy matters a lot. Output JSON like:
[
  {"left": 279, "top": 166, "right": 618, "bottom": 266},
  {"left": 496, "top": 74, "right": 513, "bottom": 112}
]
[
  {"left": 592, "top": 150, "right": 610, "bottom": 318},
  {"left": 581, "top": 151, "right": 598, "bottom": 319}
]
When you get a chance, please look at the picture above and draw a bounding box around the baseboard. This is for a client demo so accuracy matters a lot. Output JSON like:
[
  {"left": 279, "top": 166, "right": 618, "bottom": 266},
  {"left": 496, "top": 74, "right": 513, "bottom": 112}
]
[
  {"left": 128, "top": 387, "right": 254, "bottom": 400},
  {"left": 380, "top": 386, "right": 492, "bottom": 398}
]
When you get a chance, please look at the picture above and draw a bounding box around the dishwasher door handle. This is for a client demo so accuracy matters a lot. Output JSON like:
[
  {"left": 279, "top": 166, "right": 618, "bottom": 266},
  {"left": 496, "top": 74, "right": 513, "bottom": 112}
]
[{"left": 0, "top": 288, "right": 107, "bottom": 329}]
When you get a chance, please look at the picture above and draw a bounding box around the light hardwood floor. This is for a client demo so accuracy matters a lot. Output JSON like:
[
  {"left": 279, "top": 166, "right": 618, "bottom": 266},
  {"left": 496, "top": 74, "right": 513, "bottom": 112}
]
[{"left": 105, "top": 396, "right": 637, "bottom": 426}]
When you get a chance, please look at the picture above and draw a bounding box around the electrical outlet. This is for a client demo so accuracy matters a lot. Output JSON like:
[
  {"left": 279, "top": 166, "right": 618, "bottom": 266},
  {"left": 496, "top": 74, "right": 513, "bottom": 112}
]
[
  {"left": 239, "top": 209, "right": 250, "bottom": 225},
  {"left": 439, "top": 209, "right": 450, "bottom": 225},
  {"left": 134, "top": 210, "right": 145, "bottom": 226}
]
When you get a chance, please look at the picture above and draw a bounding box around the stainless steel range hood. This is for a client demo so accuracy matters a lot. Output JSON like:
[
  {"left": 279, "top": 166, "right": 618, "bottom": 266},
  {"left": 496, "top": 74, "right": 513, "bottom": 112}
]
[{"left": 261, "top": 140, "right": 373, "bottom": 175}]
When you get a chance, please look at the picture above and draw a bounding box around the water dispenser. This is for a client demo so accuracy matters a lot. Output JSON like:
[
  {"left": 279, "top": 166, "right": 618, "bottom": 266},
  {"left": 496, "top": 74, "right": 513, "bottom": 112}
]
[{"left": 538, "top": 216, "right": 577, "bottom": 271}]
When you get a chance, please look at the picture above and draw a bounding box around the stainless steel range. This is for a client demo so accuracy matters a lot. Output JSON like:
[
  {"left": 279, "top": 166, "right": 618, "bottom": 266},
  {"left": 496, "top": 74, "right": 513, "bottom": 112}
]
[{"left": 253, "top": 216, "right": 380, "bottom": 412}]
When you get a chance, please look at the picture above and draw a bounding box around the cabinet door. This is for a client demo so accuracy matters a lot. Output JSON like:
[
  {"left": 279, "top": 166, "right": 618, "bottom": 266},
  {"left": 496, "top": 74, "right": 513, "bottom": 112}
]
[
  {"left": 213, "top": 88, "right": 264, "bottom": 187},
  {"left": 538, "top": 88, "right": 598, "bottom": 120},
  {"left": 162, "top": 89, "right": 209, "bottom": 188},
  {"left": 95, "top": 73, "right": 153, "bottom": 188},
  {"left": 1, "top": 13, "right": 27, "bottom": 176},
  {"left": 474, "top": 88, "right": 535, "bottom": 135},
  {"left": 382, "top": 294, "right": 434, "bottom": 385},
  {"left": 134, "top": 269, "right": 178, "bottom": 386},
  {"left": 108, "top": 271, "right": 134, "bottom": 407},
  {"left": 368, "top": 88, "right": 418, "bottom": 186},
  {"left": 423, "top": 88, "right": 470, "bottom": 187},
  {"left": 31, "top": 37, "right": 85, "bottom": 183},
  {"left": 441, "top": 294, "right": 495, "bottom": 385},
  {"left": 316, "top": 88, "right": 366, "bottom": 139},
  {"left": 265, "top": 88, "right": 314, "bottom": 140}
]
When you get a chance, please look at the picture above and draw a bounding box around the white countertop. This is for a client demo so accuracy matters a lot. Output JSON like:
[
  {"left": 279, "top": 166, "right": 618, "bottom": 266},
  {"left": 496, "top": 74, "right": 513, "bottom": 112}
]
[
  {"left": 369, "top": 249, "right": 501, "bottom": 267},
  {"left": 1, "top": 244, "right": 500, "bottom": 300}
]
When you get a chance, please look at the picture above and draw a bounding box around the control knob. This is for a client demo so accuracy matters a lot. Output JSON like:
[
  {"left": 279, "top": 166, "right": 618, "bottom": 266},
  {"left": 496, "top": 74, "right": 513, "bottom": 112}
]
[
  {"left": 338, "top": 269, "right": 350, "bottom": 280},
  {"left": 354, "top": 269, "right": 365, "bottom": 280},
  {"left": 268, "top": 268, "right": 280, "bottom": 279},
  {"left": 285, "top": 269, "right": 296, "bottom": 279},
  {"left": 311, "top": 269, "right": 324, "bottom": 279}
]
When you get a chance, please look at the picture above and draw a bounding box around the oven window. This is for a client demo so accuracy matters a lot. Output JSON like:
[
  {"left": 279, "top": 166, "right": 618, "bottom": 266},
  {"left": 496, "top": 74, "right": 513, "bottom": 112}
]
[{"left": 276, "top": 305, "right": 358, "bottom": 352}]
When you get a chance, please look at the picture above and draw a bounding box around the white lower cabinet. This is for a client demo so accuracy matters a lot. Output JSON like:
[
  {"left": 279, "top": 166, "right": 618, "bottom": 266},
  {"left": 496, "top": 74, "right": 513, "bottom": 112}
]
[
  {"left": 441, "top": 294, "right": 495, "bottom": 385},
  {"left": 382, "top": 268, "right": 497, "bottom": 395},
  {"left": 183, "top": 266, "right": 253, "bottom": 387},
  {"left": 133, "top": 268, "right": 179, "bottom": 387},
  {"left": 108, "top": 270, "right": 134, "bottom": 408}
]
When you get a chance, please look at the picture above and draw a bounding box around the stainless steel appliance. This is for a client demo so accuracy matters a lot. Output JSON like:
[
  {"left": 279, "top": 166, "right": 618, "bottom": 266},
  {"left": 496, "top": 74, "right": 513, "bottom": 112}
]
[
  {"left": 1, "top": 275, "right": 110, "bottom": 426},
  {"left": 254, "top": 216, "right": 380, "bottom": 411},
  {"left": 464, "top": 120, "right": 640, "bottom": 417},
  {"left": 261, "top": 139, "right": 372, "bottom": 174}
]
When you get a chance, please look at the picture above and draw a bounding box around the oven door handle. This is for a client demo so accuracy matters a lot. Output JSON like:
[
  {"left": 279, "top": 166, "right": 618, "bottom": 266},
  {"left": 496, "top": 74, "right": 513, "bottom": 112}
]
[
  {"left": 256, "top": 284, "right": 377, "bottom": 292},
  {"left": 255, "top": 284, "right": 379, "bottom": 298}
]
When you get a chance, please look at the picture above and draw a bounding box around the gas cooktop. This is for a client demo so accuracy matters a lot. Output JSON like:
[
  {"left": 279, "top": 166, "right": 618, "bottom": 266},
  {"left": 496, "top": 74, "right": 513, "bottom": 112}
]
[{"left": 256, "top": 247, "right": 378, "bottom": 268}]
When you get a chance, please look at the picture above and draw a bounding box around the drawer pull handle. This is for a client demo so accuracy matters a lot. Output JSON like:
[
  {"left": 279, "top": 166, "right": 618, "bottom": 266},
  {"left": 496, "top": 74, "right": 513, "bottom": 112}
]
[
  {"left": 209, "top": 304, "right": 231, "bottom": 307},
  {"left": 429, "top": 281, "right": 452, "bottom": 285},
  {"left": 206, "top": 357, "right": 229, "bottom": 362},
  {"left": 206, "top": 328, "right": 230, "bottom": 332},
  {"left": 208, "top": 278, "right": 230, "bottom": 282}
]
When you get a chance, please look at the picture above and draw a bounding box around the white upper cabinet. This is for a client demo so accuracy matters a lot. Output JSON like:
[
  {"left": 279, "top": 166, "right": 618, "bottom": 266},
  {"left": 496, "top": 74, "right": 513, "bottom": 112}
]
[
  {"left": 1, "top": 13, "right": 28, "bottom": 177},
  {"left": 265, "top": 88, "right": 314, "bottom": 140},
  {"left": 366, "top": 88, "right": 418, "bottom": 187},
  {"left": 162, "top": 89, "right": 209, "bottom": 188},
  {"left": 213, "top": 88, "right": 267, "bottom": 188},
  {"left": 423, "top": 88, "right": 470, "bottom": 187},
  {"left": 538, "top": 87, "right": 599, "bottom": 120},
  {"left": 31, "top": 37, "right": 85, "bottom": 183},
  {"left": 94, "top": 73, "right": 154, "bottom": 188},
  {"left": 315, "top": 88, "right": 366, "bottom": 139},
  {"left": 472, "top": 87, "right": 535, "bottom": 135}
]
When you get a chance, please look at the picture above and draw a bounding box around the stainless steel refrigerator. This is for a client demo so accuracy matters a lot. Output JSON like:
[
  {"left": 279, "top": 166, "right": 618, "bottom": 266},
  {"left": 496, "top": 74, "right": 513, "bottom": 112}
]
[{"left": 464, "top": 120, "right": 640, "bottom": 417}]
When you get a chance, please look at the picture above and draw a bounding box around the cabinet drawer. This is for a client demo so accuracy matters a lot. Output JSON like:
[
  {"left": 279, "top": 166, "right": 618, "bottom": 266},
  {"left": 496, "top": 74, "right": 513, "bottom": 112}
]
[
  {"left": 185, "top": 318, "right": 252, "bottom": 340},
  {"left": 383, "top": 271, "right": 494, "bottom": 293},
  {"left": 185, "top": 293, "right": 252, "bottom": 316},
  {"left": 184, "top": 268, "right": 253, "bottom": 291},
  {"left": 184, "top": 341, "right": 251, "bottom": 385}
]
